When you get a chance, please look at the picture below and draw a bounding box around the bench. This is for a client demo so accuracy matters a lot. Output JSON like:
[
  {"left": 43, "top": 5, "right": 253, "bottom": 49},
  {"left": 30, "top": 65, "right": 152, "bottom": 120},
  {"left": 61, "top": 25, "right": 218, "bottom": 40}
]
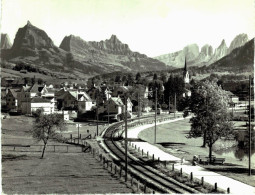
[{"left": 213, "top": 158, "right": 225, "bottom": 165}]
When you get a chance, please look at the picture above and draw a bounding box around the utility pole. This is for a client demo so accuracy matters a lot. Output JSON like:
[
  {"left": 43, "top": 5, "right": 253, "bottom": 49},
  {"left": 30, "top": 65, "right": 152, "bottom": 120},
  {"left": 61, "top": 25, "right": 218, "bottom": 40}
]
[
  {"left": 138, "top": 91, "right": 140, "bottom": 120},
  {"left": 248, "top": 75, "right": 251, "bottom": 176},
  {"left": 107, "top": 93, "right": 109, "bottom": 125},
  {"left": 125, "top": 95, "right": 128, "bottom": 182},
  {"left": 96, "top": 94, "right": 99, "bottom": 136},
  {"left": 168, "top": 95, "right": 170, "bottom": 114},
  {"left": 174, "top": 93, "right": 176, "bottom": 118},
  {"left": 155, "top": 88, "right": 157, "bottom": 144}
]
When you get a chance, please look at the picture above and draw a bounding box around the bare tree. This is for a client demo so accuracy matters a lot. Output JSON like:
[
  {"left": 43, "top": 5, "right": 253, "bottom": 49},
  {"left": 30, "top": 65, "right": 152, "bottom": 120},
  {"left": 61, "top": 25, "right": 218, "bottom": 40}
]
[{"left": 31, "top": 113, "right": 66, "bottom": 158}]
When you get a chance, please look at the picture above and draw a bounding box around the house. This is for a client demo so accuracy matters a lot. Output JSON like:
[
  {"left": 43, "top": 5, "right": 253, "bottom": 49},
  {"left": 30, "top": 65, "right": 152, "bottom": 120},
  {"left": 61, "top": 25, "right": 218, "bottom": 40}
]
[
  {"left": 98, "top": 97, "right": 124, "bottom": 115},
  {"left": 77, "top": 92, "right": 93, "bottom": 113},
  {"left": 87, "top": 85, "right": 112, "bottom": 104},
  {"left": 56, "top": 91, "right": 78, "bottom": 110},
  {"left": 111, "top": 86, "right": 131, "bottom": 97},
  {"left": 56, "top": 90, "right": 92, "bottom": 111},
  {"left": 21, "top": 97, "right": 55, "bottom": 115},
  {"left": 6, "top": 88, "right": 19, "bottom": 111},
  {"left": 99, "top": 96, "right": 133, "bottom": 115},
  {"left": 17, "top": 83, "right": 57, "bottom": 113}
]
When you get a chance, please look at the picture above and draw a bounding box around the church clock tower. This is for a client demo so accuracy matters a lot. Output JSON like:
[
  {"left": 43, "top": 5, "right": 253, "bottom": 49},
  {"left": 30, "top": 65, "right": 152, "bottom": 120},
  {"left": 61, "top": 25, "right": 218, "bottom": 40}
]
[{"left": 183, "top": 57, "right": 189, "bottom": 84}]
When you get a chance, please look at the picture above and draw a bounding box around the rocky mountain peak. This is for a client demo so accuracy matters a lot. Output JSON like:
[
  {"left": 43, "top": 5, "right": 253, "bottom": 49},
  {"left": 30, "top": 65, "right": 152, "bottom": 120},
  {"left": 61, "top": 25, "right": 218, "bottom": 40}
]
[
  {"left": 1, "top": 33, "right": 12, "bottom": 49},
  {"left": 108, "top": 34, "right": 121, "bottom": 44},
  {"left": 27, "top": 20, "right": 32, "bottom": 26},
  {"left": 228, "top": 33, "right": 249, "bottom": 54},
  {"left": 11, "top": 22, "right": 55, "bottom": 52},
  {"left": 201, "top": 44, "right": 213, "bottom": 56},
  {"left": 219, "top": 39, "right": 227, "bottom": 47}
]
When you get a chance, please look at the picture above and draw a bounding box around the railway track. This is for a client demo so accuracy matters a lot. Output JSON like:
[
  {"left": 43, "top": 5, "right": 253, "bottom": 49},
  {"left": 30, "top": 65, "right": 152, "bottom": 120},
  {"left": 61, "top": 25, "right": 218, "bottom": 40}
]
[{"left": 103, "top": 117, "right": 200, "bottom": 194}]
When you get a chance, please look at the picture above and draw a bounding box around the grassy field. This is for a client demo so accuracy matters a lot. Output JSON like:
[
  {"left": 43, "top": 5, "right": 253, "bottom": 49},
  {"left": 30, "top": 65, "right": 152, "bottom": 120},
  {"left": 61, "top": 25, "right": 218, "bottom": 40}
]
[
  {"left": 1, "top": 115, "right": 132, "bottom": 194},
  {"left": 138, "top": 119, "right": 255, "bottom": 187}
]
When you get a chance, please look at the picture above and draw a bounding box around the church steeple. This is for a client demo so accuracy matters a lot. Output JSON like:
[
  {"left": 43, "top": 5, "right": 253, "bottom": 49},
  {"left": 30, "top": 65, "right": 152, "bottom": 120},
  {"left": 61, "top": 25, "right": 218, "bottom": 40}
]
[{"left": 183, "top": 57, "right": 189, "bottom": 84}]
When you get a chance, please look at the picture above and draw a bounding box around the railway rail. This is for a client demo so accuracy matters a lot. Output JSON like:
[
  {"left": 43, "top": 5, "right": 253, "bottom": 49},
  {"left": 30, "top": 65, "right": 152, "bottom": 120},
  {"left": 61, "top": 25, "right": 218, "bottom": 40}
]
[{"left": 102, "top": 116, "right": 200, "bottom": 194}]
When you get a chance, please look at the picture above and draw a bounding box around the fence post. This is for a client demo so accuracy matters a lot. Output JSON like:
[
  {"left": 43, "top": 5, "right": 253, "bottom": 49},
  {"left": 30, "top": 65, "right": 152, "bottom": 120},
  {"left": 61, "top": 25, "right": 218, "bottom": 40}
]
[
  {"left": 201, "top": 177, "right": 204, "bottom": 186},
  {"left": 227, "top": 187, "right": 230, "bottom": 194},
  {"left": 110, "top": 162, "right": 113, "bottom": 172},
  {"left": 172, "top": 163, "right": 175, "bottom": 171},
  {"left": 214, "top": 183, "right": 217, "bottom": 192},
  {"left": 180, "top": 168, "right": 182, "bottom": 176},
  {"left": 70, "top": 134, "right": 72, "bottom": 142},
  {"left": 114, "top": 165, "right": 117, "bottom": 175},
  {"left": 142, "top": 149, "right": 143, "bottom": 156},
  {"left": 144, "top": 183, "right": 146, "bottom": 193},
  {"left": 158, "top": 157, "right": 160, "bottom": 163},
  {"left": 190, "top": 172, "right": 193, "bottom": 182},
  {"left": 120, "top": 166, "right": 122, "bottom": 178},
  {"left": 152, "top": 154, "right": 154, "bottom": 161},
  {"left": 164, "top": 161, "right": 167, "bottom": 167},
  {"left": 147, "top": 151, "right": 149, "bottom": 158}
]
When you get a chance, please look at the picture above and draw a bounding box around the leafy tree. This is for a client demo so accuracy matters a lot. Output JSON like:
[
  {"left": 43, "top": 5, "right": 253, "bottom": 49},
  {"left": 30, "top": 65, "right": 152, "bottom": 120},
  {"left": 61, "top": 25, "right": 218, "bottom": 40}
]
[
  {"left": 153, "top": 73, "right": 158, "bottom": 80},
  {"left": 31, "top": 113, "right": 66, "bottom": 158},
  {"left": 127, "top": 74, "right": 134, "bottom": 86},
  {"left": 135, "top": 72, "right": 141, "bottom": 81},
  {"left": 187, "top": 80, "right": 234, "bottom": 162}
]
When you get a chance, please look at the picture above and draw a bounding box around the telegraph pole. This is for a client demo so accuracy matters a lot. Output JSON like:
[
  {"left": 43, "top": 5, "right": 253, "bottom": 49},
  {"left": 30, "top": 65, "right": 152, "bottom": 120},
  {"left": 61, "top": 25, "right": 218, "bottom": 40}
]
[
  {"left": 169, "top": 96, "right": 170, "bottom": 114},
  {"left": 155, "top": 88, "right": 157, "bottom": 144},
  {"left": 107, "top": 93, "right": 110, "bottom": 125},
  {"left": 125, "top": 95, "right": 128, "bottom": 182},
  {"left": 248, "top": 75, "right": 251, "bottom": 176},
  {"left": 174, "top": 93, "right": 176, "bottom": 118},
  {"left": 96, "top": 95, "right": 99, "bottom": 136}
]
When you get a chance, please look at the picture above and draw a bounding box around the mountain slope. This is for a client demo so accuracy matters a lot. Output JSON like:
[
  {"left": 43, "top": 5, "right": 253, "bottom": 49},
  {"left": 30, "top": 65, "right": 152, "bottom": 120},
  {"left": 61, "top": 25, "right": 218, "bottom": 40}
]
[
  {"left": 155, "top": 33, "right": 249, "bottom": 68},
  {"left": 59, "top": 34, "right": 167, "bottom": 72},
  {"left": 1, "top": 34, "right": 12, "bottom": 49},
  {"left": 1, "top": 22, "right": 167, "bottom": 78},
  {"left": 207, "top": 38, "right": 254, "bottom": 73}
]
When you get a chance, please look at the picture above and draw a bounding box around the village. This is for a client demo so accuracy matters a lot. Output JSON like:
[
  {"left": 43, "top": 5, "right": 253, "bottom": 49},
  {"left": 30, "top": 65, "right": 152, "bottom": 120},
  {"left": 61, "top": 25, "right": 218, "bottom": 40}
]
[{"left": 1, "top": 62, "right": 243, "bottom": 123}]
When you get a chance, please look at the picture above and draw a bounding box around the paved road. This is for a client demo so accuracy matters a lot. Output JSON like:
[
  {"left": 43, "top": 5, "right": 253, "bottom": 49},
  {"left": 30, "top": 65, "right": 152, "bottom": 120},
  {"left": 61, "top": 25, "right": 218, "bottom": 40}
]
[{"left": 127, "top": 117, "right": 255, "bottom": 194}]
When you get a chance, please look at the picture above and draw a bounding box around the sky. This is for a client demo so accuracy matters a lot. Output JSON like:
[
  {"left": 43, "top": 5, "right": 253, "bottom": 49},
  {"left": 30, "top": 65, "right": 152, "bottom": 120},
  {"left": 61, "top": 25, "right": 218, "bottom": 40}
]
[{"left": 1, "top": 0, "right": 255, "bottom": 57}]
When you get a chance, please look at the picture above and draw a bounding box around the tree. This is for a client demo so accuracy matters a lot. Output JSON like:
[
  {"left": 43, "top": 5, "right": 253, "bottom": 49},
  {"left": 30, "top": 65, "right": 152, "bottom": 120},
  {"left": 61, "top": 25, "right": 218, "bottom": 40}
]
[
  {"left": 187, "top": 80, "right": 234, "bottom": 163},
  {"left": 135, "top": 72, "right": 141, "bottom": 81},
  {"left": 31, "top": 113, "right": 66, "bottom": 158}
]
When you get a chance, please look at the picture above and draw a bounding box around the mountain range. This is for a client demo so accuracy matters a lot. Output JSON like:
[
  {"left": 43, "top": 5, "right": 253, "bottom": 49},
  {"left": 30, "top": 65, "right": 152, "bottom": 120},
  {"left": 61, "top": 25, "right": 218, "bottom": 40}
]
[
  {"left": 1, "top": 21, "right": 166, "bottom": 78},
  {"left": 154, "top": 33, "right": 249, "bottom": 68},
  {"left": 1, "top": 21, "right": 253, "bottom": 79}
]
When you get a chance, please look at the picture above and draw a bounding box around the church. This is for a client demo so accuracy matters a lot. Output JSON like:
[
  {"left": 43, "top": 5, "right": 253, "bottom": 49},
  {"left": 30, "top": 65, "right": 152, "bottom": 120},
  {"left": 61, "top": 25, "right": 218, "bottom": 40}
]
[{"left": 183, "top": 58, "right": 191, "bottom": 97}]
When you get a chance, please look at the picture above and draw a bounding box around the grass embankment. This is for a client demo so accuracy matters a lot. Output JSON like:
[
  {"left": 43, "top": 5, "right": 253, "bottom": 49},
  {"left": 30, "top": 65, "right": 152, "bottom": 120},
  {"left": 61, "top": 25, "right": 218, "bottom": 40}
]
[
  {"left": 138, "top": 118, "right": 255, "bottom": 187},
  {"left": 1, "top": 115, "right": 133, "bottom": 194}
]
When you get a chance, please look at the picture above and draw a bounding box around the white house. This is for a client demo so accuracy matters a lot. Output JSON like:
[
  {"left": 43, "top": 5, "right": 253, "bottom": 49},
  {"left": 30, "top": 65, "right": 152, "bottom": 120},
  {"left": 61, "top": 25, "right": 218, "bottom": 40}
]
[{"left": 21, "top": 97, "right": 55, "bottom": 115}]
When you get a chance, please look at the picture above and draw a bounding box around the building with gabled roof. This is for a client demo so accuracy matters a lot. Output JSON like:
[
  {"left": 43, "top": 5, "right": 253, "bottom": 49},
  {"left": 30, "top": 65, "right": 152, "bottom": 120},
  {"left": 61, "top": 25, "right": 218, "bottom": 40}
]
[
  {"left": 21, "top": 97, "right": 55, "bottom": 115},
  {"left": 6, "top": 88, "right": 20, "bottom": 111}
]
